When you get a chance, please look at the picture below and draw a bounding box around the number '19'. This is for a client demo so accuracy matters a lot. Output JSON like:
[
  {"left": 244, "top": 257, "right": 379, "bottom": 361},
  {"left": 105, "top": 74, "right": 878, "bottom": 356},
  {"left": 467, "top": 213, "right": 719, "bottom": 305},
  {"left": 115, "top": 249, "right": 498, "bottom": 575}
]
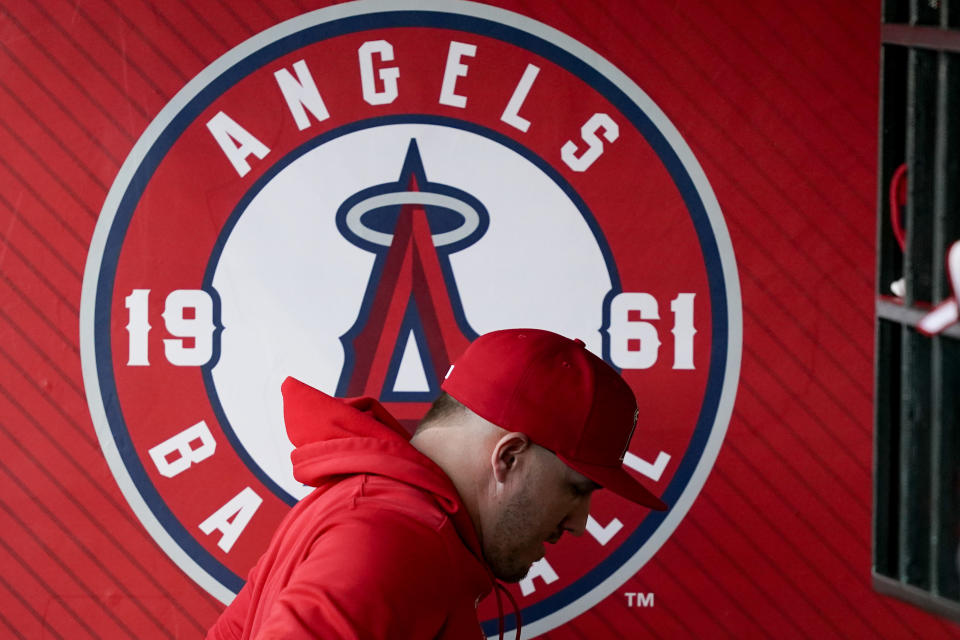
[{"left": 124, "top": 289, "right": 216, "bottom": 366}]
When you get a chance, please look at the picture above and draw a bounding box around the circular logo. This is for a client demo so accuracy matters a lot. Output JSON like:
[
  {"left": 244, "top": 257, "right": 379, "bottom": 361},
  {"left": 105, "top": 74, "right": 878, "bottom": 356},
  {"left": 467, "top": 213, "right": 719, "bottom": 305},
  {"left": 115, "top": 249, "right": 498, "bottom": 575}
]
[{"left": 80, "top": 2, "right": 741, "bottom": 637}]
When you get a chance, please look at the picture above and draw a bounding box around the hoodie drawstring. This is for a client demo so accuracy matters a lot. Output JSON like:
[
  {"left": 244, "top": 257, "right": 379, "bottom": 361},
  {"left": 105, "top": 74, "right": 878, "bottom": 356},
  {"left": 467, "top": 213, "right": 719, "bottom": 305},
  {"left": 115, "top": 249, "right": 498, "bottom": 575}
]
[{"left": 493, "top": 582, "right": 522, "bottom": 640}]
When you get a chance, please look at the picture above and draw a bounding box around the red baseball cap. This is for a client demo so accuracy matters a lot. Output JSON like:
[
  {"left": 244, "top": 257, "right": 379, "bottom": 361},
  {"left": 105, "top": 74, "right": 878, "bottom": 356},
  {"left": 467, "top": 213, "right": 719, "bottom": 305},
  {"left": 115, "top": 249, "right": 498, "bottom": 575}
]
[{"left": 441, "top": 328, "right": 667, "bottom": 511}]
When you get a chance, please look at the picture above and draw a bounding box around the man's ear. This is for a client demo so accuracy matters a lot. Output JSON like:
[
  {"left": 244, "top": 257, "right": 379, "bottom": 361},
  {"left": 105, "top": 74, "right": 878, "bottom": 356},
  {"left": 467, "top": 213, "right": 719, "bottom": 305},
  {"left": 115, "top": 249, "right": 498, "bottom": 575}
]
[{"left": 490, "top": 432, "right": 531, "bottom": 484}]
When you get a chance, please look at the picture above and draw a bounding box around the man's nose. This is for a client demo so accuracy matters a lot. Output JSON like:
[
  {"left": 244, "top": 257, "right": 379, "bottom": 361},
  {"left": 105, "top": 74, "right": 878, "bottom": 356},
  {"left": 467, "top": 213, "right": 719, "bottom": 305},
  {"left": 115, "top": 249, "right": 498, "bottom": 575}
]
[{"left": 563, "top": 496, "right": 592, "bottom": 537}]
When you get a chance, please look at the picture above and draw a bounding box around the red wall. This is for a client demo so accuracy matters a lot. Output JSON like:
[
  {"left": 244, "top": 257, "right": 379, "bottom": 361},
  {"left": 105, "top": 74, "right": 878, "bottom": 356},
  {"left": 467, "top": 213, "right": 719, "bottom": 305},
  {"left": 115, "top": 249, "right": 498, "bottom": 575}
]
[{"left": 1, "top": 0, "right": 957, "bottom": 638}]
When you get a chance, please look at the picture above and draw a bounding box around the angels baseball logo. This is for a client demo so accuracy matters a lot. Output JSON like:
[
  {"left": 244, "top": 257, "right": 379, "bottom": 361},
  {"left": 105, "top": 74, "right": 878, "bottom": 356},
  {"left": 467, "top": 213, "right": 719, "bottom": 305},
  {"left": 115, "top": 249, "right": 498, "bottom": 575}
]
[{"left": 80, "top": 1, "right": 741, "bottom": 637}]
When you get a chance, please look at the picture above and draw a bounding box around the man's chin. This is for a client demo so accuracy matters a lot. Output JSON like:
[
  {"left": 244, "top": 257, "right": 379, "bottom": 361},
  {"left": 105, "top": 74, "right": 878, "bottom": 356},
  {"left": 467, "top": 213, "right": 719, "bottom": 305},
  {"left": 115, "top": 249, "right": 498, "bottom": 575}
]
[
  {"left": 486, "top": 543, "right": 544, "bottom": 582},
  {"left": 494, "top": 568, "right": 530, "bottom": 584},
  {"left": 490, "top": 556, "right": 543, "bottom": 584}
]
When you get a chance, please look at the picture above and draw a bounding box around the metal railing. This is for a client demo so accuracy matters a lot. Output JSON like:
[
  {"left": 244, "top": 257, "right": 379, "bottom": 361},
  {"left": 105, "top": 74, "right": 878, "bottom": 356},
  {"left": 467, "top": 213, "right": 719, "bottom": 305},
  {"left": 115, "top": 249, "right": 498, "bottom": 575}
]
[{"left": 874, "top": 0, "right": 960, "bottom": 623}]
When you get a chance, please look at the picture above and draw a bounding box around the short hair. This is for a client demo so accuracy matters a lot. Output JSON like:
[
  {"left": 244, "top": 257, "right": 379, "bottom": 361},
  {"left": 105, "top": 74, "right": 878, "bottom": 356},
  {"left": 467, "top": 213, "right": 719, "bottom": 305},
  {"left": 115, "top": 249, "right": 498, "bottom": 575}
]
[{"left": 416, "top": 392, "right": 471, "bottom": 432}]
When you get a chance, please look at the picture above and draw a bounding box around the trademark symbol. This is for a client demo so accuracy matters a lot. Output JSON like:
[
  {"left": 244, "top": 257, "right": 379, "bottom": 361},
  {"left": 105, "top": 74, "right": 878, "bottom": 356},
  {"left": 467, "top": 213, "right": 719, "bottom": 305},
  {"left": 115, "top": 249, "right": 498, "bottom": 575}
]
[{"left": 624, "top": 592, "right": 655, "bottom": 607}]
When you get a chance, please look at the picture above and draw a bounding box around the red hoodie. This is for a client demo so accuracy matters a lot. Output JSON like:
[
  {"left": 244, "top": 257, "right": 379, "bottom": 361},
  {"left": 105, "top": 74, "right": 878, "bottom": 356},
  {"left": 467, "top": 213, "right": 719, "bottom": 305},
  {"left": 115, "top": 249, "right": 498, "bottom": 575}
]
[{"left": 206, "top": 377, "right": 505, "bottom": 640}]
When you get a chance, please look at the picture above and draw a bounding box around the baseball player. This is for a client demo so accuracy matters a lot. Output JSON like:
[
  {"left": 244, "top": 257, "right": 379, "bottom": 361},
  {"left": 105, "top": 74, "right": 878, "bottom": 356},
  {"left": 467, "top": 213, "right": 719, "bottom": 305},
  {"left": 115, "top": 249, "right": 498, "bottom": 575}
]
[{"left": 207, "top": 328, "right": 666, "bottom": 639}]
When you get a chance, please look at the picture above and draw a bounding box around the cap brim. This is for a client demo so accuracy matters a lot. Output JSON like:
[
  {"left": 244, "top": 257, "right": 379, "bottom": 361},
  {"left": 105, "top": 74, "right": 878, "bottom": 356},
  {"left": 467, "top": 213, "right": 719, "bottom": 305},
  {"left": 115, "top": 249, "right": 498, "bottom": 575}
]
[{"left": 560, "top": 456, "right": 668, "bottom": 511}]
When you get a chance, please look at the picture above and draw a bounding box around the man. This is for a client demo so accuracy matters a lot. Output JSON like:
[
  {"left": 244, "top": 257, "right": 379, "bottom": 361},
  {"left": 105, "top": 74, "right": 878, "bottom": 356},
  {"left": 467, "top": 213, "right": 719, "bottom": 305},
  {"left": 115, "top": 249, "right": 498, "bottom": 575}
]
[{"left": 207, "top": 328, "right": 666, "bottom": 640}]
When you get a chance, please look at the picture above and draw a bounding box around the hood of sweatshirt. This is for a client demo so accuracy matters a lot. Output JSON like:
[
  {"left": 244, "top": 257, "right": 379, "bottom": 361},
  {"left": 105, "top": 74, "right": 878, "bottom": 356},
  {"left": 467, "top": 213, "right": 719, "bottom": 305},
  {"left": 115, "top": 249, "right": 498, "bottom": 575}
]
[{"left": 282, "top": 376, "right": 482, "bottom": 558}]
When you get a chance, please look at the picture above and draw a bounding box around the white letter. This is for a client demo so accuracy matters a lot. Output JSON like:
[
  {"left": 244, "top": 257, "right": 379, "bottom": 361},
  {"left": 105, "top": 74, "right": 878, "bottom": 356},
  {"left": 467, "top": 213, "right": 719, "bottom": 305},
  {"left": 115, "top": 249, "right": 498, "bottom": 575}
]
[
  {"left": 519, "top": 558, "right": 559, "bottom": 596},
  {"left": 199, "top": 487, "right": 262, "bottom": 553},
  {"left": 274, "top": 59, "right": 330, "bottom": 130},
  {"left": 623, "top": 451, "right": 671, "bottom": 482},
  {"left": 359, "top": 40, "right": 399, "bottom": 105},
  {"left": 206, "top": 112, "right": 270, "bottom": 177},
  {"left": 608, "top": 292, "right": 661, "bottom": 369},
  {"left": 439, "top": 41, "right": 476, "bottom": 108},
  {"left": 586, "top": 514, "right": 623, "bottom": 546},
  {"left": 561, "top": 113, "right": 619, "bottom": 172},
  {"left": 149, "top": 421, "right": 216, "bottom": 478},
  {"left": 500, "top": 64, "right": 540, "bottom": 132}
]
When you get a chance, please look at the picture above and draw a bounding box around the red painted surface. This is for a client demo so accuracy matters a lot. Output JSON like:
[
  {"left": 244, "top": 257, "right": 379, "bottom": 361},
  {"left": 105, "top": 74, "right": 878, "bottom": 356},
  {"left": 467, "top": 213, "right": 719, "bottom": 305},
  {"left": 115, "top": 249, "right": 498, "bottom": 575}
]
[{"left": 0, "top": 1, "right": 956, "bottom": 638}]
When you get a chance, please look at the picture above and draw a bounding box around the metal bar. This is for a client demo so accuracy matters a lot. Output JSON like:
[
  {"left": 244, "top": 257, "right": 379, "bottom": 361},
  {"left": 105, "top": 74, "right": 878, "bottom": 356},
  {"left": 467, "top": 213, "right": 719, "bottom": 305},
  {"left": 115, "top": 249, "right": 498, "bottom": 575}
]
[
  {"left": 874, "top": 35, "right": 908, "bottom": 581},
  {"left": 899, "top": 45, "right": 937, "bottom": 590},
  {"left": 932, "top": 336, "right": 960, "bottom": 600},
  {"left": 899, "top": 328, "right": 933, "bottom": 589},
  {"left": 905, "top": 48, "right": 936, "bottom": 305},
  {"left": 874, "top": 573, "right": 960, "bottom": 622},
  {"left": 874, "top": 319, "right": 902, "bottom": 578},
  {"left": 930, "top": 48, "right": 950, "bottom": 597},
  {"left": 931, "top": 49, "right": 960, "bottom": 601},
  {"left": 876, "top": 299, "right": 960, "bottom": 339},
  {"left": 883, "top": 24, "right": 960, "bottom": 51}
]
